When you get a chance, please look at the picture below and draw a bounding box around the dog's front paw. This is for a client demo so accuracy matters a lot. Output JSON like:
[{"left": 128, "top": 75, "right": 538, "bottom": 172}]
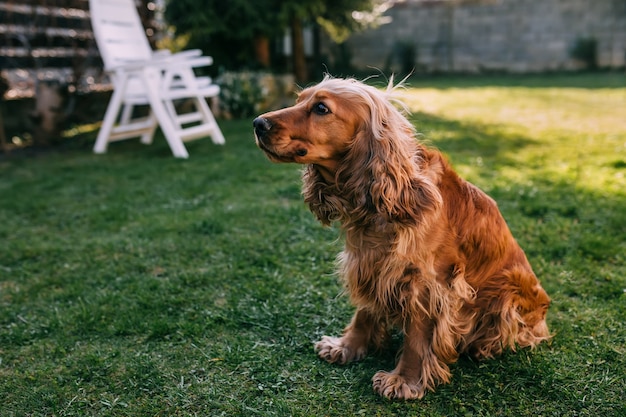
[
  {"left": 372, "top": 371, "right": 424, "bottom": 400},
  {"left": 314, "top": 335, "right": 367, "bottom": 365}
]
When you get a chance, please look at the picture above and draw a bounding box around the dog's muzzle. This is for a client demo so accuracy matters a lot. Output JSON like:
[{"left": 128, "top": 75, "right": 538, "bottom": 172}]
[{"left": 253, "top": 117, "right": 272, "bottom": 142}]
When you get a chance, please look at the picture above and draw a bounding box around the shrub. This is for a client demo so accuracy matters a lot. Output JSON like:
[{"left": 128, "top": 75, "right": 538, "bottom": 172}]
[
  {"left": 216, "top": 72, "right": 295, "bottom": 119},
  {"left": 385, "top": 40, "right": 417, "bottom": 76},
  {"left": 570, "top": 37, "right": 598, "bottom": 69},
  {"left": 216, "top": 71, "right": 266, "bottom": 119}
]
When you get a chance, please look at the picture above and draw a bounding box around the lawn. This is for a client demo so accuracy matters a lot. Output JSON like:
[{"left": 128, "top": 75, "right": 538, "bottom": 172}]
[{"left": 1, "top": 72, "right": 625, "bottom": 416}]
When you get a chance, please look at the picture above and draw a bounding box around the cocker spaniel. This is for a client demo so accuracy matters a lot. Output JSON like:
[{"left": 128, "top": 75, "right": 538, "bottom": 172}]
[{"left": 253, "top": 76, "right": 551, "bottom": 400}]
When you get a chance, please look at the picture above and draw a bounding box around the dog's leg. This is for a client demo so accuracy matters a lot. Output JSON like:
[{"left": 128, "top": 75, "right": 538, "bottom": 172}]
[
  {"left": 372, "top": 318, "right": 452, "bottom": 400},
  {"left": 315, "top": 308, "right": 383, "bottom": 365},
  {"left": 462, "top": 267, "right": 551, "bottom": 359}
]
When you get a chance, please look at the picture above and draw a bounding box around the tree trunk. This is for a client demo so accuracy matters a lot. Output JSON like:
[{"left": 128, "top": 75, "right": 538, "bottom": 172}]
[
  {"left": 254, "top": 35, "right": 271, "bottom": 68},
  {"left": 31, "top": 81, "right": 68, "bottom": 146},
  {"left": 0, "top": 110, "right": 8, "bottom": 153},
  {"left": 291, "top": 16, "right": 308, "bottom": 84},
  {"left": 0, "top": 76, "right": 8, "bottom": 152}
]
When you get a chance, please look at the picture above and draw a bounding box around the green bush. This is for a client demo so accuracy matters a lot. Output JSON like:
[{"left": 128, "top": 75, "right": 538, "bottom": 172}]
[
  {"left": 216, "top": 71, "right": 265, "bottom": 119},
  {"left": 571, "top": 37, "right": 598, "bottom": 69}
]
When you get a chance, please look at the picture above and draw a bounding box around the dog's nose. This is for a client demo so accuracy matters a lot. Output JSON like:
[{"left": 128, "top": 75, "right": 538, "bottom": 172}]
[{"left": 253, "top": 117, "right": 272, "bottom": 134}]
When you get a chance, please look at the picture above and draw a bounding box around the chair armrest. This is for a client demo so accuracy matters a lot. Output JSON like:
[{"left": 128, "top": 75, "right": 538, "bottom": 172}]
[
  {"left": 152, "top": 49, "right": 204, "bottom": 61},
  {"left": 162, "top": 49, "right": 204, "bottom": 60},
  {"left": 108, "top": 56, "right": 213, "bottom": 73},
  {"left": 154, "top": 56, "right": 213, "bottom": 69}
]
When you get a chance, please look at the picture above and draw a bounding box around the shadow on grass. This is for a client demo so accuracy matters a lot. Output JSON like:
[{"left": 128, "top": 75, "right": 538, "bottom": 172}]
[
  {"left": 409, "top": 110, "right": 625, "bottom": 287},
  {"left": 409, "top": 111, "right": 538, "bottom": 167}
]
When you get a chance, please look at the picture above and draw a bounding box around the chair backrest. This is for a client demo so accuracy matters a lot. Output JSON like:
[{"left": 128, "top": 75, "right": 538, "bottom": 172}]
[{"left": 89, "top": 0, "right": 153, "bottom": 70}]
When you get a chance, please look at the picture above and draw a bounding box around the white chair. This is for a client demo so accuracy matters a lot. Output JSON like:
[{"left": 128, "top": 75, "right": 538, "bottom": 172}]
[{"left": 89, "top": 0, "right": 225, "bottom": 158}]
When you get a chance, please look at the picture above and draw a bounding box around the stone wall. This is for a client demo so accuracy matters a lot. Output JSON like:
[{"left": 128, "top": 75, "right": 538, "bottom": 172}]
[{"left": 325, "top": 0, "right": 626, "bottom": 73}]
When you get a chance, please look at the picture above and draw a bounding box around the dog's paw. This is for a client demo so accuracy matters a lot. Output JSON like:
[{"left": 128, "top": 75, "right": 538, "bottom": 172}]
[
  {"left": 372, "top": 371, "right": 424, "bottom": 400},
  {"left": 314, "top": 335, "right": 367, "bottom": 365}
]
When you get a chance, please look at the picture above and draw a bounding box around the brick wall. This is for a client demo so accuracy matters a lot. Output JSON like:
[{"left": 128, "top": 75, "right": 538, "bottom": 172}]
[{"left": 325, "top": 0, "right": 626, "bottom": 73}]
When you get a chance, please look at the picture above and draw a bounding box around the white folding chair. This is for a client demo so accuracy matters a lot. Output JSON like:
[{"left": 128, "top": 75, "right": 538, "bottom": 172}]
[{"left": 89, "top": 0, "right": 225, "bottom": 158}]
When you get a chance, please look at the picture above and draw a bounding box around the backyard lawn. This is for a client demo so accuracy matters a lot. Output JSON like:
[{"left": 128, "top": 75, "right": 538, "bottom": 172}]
[{"left": 1, "top": 73, "right": 625, "bottom": 416}]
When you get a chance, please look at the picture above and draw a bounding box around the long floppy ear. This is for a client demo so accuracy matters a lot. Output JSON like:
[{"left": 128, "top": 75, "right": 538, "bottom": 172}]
[{"left": 341, "top": 93, "right": 443, "bottom": 224}]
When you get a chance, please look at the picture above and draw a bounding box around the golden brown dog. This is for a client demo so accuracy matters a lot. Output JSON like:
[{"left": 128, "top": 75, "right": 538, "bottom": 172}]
[{"left": 253, "top": 76, "right": 550, "bottom": 400}]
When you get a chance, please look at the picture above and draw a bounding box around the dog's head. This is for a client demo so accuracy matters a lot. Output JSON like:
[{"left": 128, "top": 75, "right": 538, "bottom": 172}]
[
  {"left": 254, "top": 76, "right": 441, "bottom": 225},
  {"left": 253, "top": 76, "right": 413, "bottom": 174},
  {"left": 253, "top": 77, "right": 362, "bottom": 173}
]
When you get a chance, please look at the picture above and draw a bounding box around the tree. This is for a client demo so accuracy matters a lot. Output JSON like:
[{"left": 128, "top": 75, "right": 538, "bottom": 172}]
[
  {"left": 164, "top": 0, "right": 283, "bottom": 72},
  {"left": 288, "top": 0, "right": 392, "bottom": 82},
  {"left": 164, "top": 0, "right": 389, "bottom": 82}
]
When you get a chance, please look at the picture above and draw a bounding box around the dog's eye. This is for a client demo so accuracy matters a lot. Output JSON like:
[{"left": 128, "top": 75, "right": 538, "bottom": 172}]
[{"left": 312, "top": 102, "right": 330, "bottom": 115}]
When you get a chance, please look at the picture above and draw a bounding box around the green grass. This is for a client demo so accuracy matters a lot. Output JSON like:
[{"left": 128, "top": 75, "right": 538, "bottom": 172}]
[{"left": 1, "top": 73, "right": 625, "bottom": 416}]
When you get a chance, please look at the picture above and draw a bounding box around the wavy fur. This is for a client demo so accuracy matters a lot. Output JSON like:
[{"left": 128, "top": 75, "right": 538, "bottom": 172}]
[{"left": 253, "top": 75, "right": 551, "bottom": 400}]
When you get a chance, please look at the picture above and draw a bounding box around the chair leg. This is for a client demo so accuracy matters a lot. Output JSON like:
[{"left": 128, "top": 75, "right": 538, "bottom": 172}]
[
  {"left": 158, "top": 107, "right": 189, "bottom": 158},
  {"left": 197, "top": 97, "right": 225, "bottom": 145},
  {"left": 120, "top": 103, "right": 134, "bottom": 125},
  {"left": 143, "top": 68, "right": 189, "bottom": 158},
  {"left": 149, "top": 100, "right": 189, "bottom": 158},
  {"left": 140, "top": 111, "right": 158, "bottom": 145},
  {"left": 94, "top": 79, "right": 127, "bottom": 154},
  {"left": 164, "top": 99, "right": 181, "bottom": 130}
]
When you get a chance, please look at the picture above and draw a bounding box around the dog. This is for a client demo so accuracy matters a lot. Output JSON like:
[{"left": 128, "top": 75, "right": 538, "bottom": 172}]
[{"left": 253, "top": 76, "right": 551, "bottom": 400}]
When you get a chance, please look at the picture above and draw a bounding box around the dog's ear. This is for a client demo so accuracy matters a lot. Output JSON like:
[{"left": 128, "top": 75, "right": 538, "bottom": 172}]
[{"left": 345, "top": 103, "right": 442, "bottom": 224}]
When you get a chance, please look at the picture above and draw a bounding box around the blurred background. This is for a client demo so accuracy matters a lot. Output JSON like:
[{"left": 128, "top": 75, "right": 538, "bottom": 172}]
[{"left": 1, "top": 0, "right": 624, "bottom": 150}]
